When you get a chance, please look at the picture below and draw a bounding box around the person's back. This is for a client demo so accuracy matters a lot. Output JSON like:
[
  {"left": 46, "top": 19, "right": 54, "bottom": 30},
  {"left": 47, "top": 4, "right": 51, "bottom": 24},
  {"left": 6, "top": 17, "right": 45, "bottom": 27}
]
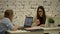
[
  {"left": 0, "top": 17, "right": 15, "bottom": 34},
  {"left": 0, "top": 18, "right": 8, "bottom": 34},
  {"left": 0, "top": 9, "right": 19, "bottom": 34}
]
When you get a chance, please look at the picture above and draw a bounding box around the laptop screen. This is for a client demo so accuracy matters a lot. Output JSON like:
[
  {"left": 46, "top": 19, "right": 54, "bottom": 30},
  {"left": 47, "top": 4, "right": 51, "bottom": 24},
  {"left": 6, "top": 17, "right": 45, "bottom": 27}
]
[{"left": 24, "top": 17, "right": 33, "bottom": 27}]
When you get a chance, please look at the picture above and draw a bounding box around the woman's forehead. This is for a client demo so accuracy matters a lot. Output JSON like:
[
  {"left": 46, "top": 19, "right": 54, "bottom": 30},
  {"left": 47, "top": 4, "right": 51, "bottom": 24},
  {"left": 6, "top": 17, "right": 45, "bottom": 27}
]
[{"left": 38, "top": 9, "right": 43, "bottom": 11}]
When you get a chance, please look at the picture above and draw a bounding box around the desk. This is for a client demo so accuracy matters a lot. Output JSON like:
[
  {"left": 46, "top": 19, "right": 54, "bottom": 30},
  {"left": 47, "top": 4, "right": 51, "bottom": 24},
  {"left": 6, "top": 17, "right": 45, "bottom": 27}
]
[
  {"left": 40, "top": 27, "right": 60, "bottom": 34},
  {"left": 7, "top": 27, "right": 60, "bottom": 34},
  {"left": 7, "top": 29, "right": 44, "bottom": 34}
]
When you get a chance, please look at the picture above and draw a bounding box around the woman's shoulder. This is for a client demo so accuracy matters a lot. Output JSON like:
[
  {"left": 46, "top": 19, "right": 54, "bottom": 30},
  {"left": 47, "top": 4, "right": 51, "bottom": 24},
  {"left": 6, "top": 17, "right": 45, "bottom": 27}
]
[
  {"left": 1, "top": 17, "right": 11, "bottom": 23},
  {"left": 3, "top": 17, "right": 9, "bottom": 21}
]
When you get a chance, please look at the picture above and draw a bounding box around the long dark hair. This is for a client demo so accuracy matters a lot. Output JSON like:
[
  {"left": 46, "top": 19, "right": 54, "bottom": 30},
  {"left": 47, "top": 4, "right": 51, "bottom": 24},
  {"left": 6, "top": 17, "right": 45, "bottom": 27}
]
[
  {"left": 4, "top": 10, "right": 13, "bottom": 22},
  {"left": 37, "top": 6, "right": 46, "bottom": 23}
]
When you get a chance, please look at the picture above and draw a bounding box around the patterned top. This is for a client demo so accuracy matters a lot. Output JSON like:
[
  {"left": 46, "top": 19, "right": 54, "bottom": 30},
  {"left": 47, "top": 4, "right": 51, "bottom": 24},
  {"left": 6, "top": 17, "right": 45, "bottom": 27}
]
[{"left": 0, "top": 17, "right": 14, "bottom": 32}]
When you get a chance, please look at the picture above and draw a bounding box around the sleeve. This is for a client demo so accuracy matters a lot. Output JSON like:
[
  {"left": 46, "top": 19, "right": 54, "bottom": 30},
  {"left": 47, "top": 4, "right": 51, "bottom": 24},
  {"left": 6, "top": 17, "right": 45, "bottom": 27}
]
[{"left": 3, "top": 18, "right": 14, "bottom": 30}]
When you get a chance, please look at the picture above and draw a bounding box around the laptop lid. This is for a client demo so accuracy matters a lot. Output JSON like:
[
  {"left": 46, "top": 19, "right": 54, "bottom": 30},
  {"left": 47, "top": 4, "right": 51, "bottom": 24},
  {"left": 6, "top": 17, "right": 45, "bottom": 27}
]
[{"left": 24, "top": 17, "right": 33, "bottom": 27}]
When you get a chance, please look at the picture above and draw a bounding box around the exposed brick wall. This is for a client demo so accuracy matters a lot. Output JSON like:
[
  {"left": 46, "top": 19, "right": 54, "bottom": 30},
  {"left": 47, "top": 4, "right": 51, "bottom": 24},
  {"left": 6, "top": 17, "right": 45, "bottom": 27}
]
[{"left": 0, "top": 0, "right": 60, "bottom": 26}]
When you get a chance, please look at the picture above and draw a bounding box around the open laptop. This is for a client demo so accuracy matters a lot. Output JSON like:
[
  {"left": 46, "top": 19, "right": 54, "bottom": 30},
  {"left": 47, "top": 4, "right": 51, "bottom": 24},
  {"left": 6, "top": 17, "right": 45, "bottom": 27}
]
[{"left": 18, "top": 17, "right": 33, "bottom": 30}]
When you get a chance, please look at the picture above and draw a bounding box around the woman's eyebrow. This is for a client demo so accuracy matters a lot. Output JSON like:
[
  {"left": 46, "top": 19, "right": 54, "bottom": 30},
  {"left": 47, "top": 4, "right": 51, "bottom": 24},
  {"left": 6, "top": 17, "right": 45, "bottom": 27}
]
[{"left": 38, "top": 11, "right": 42, "bottom": 12}]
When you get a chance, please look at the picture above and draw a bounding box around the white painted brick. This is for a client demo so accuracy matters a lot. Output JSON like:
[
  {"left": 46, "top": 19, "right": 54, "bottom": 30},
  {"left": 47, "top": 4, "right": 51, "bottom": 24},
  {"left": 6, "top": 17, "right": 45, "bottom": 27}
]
[
  {"left": 30, "top": 5, "right": 38, "bottom": 9},
  {"left": 24, "top": 5, "right": 31, "bottom": 9},
  {"left": 8, "top": 6, "right": 15, "bottom": 9},
  {"left": 15, "top": 2, "right": 21, "bottom": 5},
  {"left": 0, "top": 0, "right": 60, "bottom": 26},
  {"left": 45, "top": 8, "right": 49, "bottom": 12},
  {"left": 30, "top": 2, "right": 37, "bottom": 5},
  {"left": 8, "top": 0, "right": 16, "bottom": 2}
]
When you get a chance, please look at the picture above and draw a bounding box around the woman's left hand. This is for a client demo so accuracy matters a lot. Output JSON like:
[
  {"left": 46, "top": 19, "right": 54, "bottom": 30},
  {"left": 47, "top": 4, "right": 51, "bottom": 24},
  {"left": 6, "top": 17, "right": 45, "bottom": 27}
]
[{"left": 40, "top": 24, "right": 45, "bottom": 27}]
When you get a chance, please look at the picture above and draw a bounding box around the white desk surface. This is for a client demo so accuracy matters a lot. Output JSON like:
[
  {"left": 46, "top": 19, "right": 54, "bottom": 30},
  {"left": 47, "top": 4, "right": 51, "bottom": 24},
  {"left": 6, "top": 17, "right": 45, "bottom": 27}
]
[
  {"left": 7, "top": 30, "right": 30, "bottom": 33},
  {"left": 25, "top": 26, "right": 60, "bottom": 30},
  {"left": 40, "top": 26, "right": 60, "bottom": 30},
  {"left": 7, "top": 26, "right": 60, "bottom": 33}
]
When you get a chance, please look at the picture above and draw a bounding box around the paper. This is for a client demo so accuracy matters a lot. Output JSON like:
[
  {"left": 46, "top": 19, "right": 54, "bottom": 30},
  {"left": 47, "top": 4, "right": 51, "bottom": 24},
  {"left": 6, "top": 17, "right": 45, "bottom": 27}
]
[{"left": 7, "top": 30, "right": 29, "bottom": 33}]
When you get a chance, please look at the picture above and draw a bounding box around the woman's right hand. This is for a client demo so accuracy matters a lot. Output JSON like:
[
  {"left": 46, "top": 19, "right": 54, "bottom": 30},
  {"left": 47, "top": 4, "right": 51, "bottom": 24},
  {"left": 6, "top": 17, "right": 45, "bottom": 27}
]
[
  {"left": 35, "top": 19, "right": 40, "bottom": 25},
  {"left": 13, "top": 23, "right": 20, "bottom": 31}
]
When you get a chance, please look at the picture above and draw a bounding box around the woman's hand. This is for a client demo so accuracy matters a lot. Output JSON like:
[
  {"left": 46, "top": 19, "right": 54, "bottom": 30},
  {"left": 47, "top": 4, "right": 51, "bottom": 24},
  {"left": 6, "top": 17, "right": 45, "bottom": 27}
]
[
  {"left": 40, "top": 24, "right": 45, "bottom": 27},
  {"left": 35, "top": 19, "right": 40, "bottom": 25},
  {"left": 13, "top": 23, "right": 20, "bottom": 31}
]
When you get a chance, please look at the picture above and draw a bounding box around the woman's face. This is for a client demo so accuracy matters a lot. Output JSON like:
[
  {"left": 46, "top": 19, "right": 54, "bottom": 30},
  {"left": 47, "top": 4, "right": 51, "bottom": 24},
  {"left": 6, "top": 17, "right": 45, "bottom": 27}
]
[
  {"left": 38, "top": 8, "right": 43, "bottom": 17},
  {"left": 9, "top": 12, "right": 14, "bottom": 19}
]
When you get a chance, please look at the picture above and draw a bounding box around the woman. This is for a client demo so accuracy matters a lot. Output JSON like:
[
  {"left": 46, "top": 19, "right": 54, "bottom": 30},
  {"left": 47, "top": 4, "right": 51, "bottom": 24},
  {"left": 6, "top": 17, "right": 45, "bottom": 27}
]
[
  {"left": 36, "top": 6, "right": 46, "bottom": 26},
  {"left": 0, "top": 10, "right": 19, "bottom": 34}
]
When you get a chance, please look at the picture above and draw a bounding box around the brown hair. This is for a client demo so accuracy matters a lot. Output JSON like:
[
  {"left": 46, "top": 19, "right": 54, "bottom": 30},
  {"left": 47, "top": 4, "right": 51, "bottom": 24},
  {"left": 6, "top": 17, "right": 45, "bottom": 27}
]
[
  {"left": 37, "top": 6, "right": 46, "bottom": 24},
  {"left": 4, "top": 10, "right": 13, "bottom": 22}
]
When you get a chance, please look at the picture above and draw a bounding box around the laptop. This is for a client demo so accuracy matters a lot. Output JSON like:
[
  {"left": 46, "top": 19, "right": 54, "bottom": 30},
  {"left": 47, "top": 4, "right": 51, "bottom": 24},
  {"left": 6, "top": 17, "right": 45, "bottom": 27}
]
[{"left": 18, "top": 17, "right": 33, "bottom": 30}]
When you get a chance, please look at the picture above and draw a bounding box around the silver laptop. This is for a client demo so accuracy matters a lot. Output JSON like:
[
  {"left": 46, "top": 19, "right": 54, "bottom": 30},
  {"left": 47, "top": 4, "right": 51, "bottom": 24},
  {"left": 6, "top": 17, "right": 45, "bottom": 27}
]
[
  {"left": 18, "top": 17, "right": 33, "bottom": 30},
  {"left": 24, "top": 17, "right": 33, "bottom": 27}
]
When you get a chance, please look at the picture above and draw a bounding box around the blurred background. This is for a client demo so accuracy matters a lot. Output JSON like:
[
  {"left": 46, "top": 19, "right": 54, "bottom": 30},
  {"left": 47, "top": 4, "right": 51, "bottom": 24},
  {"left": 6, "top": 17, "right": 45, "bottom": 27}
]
[{"left": 0, "top": 0, "right": 60, "bottom": 26}]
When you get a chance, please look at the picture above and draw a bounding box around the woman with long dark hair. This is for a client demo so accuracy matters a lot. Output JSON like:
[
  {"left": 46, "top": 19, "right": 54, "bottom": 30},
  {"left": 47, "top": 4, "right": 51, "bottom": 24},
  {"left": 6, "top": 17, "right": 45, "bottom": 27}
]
[{"left": 36, "top": 6, "right": 46, "bottom": 26}]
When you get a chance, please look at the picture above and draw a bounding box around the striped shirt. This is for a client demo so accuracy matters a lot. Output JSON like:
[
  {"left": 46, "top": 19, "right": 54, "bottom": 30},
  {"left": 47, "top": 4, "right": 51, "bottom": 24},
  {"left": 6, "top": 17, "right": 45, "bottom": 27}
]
[{"left": 0, "top": 18, "right": 14, "bottom": 32}]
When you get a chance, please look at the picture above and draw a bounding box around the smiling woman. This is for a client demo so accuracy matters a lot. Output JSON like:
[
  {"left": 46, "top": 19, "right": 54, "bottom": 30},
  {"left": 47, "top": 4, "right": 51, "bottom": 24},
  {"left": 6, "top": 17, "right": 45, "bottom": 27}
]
[{"left": 35, "top": 6, "right": 46, "bottom": 26}]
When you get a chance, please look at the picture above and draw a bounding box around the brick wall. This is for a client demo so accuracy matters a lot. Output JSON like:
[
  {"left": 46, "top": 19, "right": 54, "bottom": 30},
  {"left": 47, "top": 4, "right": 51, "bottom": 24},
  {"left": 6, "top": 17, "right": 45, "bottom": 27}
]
[{"left": 0, "top": 0, "right": 60, "bottom": 26}]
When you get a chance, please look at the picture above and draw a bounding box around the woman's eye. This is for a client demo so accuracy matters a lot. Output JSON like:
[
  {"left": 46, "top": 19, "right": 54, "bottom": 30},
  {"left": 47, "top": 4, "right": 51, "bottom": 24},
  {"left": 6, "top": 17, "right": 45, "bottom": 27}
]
[{"left": 39, "top": 11, "right": 42, "bottom": 12}]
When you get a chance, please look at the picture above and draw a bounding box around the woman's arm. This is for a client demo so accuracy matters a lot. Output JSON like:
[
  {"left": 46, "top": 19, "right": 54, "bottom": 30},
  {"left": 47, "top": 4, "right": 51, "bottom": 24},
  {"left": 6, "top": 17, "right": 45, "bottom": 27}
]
[
  {"left": 40, "top": 24, "right": 45, "bottom": 27},
  {"left": 35, "top": 19, "right": 45, "bottom": 26},
  {"left": 12, "top": 24, "right": 19, "bottom": 31},
  {"left": 3, "top": 18, "right": 19, "bottom": 31}
]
